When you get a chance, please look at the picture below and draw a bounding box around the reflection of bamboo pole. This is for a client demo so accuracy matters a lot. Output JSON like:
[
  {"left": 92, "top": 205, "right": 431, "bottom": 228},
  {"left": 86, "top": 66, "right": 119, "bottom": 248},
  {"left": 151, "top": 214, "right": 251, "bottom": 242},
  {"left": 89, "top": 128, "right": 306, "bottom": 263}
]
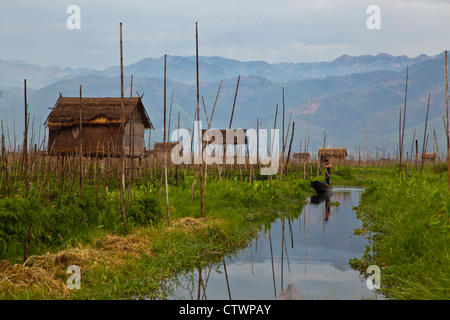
[
  {"left": 223, "top": 257, "right": 231, "bottom": 300},
  {"left": 197, "top": 268, "right": 202, "bottom": 300},
  {"left": 201, "top": 265, "right": 212, "bottom": 300},
  {"left": 281, "top": 218, "right": 284, "bottom": 291},
  {"left": 305, "top": 204, "right": 311, "bottom": 273},
  {"left": 268, "top": 228, "right": 277, "bottom": 297},
  {"left": 250, "top": 239, "right": 254, "bottom": 275}
]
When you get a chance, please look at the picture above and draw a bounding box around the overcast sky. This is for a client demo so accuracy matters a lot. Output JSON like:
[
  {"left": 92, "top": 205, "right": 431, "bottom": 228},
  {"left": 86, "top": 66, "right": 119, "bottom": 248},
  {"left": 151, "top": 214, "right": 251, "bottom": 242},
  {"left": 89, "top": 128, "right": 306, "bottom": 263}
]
[{"left": 1, "top": 0, "right": 450, "bottom": 70}]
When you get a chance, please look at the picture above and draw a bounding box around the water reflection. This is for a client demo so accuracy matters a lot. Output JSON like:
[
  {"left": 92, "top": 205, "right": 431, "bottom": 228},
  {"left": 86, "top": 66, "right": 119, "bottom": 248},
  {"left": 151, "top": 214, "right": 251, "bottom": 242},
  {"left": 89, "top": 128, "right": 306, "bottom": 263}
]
[{"left": 168, "top": 186, "right": 380, "bottom": 300}]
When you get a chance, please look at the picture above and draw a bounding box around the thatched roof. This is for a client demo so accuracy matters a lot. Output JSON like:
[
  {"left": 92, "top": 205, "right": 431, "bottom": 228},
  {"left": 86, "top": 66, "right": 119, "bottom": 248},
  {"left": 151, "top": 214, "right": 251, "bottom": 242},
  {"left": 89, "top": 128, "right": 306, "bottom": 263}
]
[
  {"left": 421, "top": 153, "right": 437, "bottom": 160},
  {"left": 45, "top": 96, "right": 153, "bottom": 130},
  {"left": 318, "top": 148, "right": 347, "bottom": 156},
  {"left": 152, "top": 142, "right": 179, "bottom": 151},
  {"left": 293, "top": 152, "right": 310, "bottom": 159}
]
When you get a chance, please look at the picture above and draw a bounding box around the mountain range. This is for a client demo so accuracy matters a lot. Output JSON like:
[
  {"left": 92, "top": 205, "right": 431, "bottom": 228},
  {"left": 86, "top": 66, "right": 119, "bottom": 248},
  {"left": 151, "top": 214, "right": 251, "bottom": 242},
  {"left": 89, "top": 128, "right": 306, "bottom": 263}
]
[{"left": 0, "top": 52, "right": 448, "bottom": 158}]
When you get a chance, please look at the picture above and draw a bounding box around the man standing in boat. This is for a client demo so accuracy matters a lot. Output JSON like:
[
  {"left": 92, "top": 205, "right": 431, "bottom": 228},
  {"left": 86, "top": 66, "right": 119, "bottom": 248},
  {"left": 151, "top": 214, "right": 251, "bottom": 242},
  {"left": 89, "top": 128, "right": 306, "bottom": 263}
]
[{"left": 324, "top": 159, "right": 337, "bottom": 186}]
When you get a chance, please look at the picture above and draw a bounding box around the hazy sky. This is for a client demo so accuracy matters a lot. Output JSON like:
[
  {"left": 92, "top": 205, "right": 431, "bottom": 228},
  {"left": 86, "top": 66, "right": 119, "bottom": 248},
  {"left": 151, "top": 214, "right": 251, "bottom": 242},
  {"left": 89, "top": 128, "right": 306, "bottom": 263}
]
[{"left": 1, "top": 0, "right": 450, "bottom": 70}]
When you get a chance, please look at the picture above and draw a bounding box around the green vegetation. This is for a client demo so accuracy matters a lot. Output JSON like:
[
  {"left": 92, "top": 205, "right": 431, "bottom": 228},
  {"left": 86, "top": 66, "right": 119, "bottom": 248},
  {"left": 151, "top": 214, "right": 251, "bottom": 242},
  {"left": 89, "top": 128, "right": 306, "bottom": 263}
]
[
  {"left": 351, "top": 167, "right": 450, "bottom": 300},
  {"left": 0, "top": 159, "right": 310, "bottom": 299},
  {"left": 1, "top": 157, "right": 449, "bottom": 300}
]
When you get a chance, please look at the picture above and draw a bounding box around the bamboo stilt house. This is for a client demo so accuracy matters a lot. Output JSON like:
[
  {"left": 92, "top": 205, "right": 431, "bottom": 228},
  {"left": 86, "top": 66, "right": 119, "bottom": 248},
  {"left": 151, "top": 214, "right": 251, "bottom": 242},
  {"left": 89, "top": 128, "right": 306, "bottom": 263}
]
[
  {"left": 45, "top": 96, "right": 153, "bottom": 157},
  {"left": 318, "top": 148, "right": 347, "bottom": 163}
]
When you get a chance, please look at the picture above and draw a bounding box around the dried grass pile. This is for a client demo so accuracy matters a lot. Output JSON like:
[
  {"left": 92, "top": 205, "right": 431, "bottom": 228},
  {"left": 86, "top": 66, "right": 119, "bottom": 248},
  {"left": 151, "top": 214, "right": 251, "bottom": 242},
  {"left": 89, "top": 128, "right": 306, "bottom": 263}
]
[{"left": 0, "top": 232, "right": 154, "bottom": 298}]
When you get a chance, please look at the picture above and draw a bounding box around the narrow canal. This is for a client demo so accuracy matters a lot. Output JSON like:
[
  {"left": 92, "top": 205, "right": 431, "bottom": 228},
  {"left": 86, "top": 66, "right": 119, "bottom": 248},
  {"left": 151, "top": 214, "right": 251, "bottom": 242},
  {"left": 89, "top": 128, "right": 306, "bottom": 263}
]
[{"left": 168, "top": 186, "right": 381, "bottom": 300}]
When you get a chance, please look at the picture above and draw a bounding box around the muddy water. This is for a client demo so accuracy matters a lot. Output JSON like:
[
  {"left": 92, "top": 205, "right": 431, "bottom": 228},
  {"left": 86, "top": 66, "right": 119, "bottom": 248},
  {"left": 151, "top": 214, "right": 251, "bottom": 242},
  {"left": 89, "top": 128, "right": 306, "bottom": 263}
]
[{"left": 169, "top": 186, "right": 380, "bottom": 300}]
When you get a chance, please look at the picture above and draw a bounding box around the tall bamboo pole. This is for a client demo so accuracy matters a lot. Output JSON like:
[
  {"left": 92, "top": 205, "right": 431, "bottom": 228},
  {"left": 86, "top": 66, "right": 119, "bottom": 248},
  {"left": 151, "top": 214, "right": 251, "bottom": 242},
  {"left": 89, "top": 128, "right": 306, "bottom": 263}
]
[
  {"left": 209, "top": 80, "right": 222, "bottom": 128},
  {"left": 229, "top": 75, "right": 240, "bottom": 129},
  {"left": 445, "top": 51, "right": 449, "bottom": 191},
  {"left": 119, "top": 22, "right": 127, "bottom": 226},
  {"left": 196, "top": 22, "right": 204, "bottom": 217},
  {"left": 164, "top": 55, "right": 170, "bottom": 222},
  {"left": 421, "top": 94, "right": 431, "bottom": 174},
  {"left": 168, "top": 88, "right": 174, "bottom": 141},
  {"left": 399, "top": 66, "right": 408, "bottom": 180},
  {"left": 79, "top": 85, "right": 83, "bottom": 195}
]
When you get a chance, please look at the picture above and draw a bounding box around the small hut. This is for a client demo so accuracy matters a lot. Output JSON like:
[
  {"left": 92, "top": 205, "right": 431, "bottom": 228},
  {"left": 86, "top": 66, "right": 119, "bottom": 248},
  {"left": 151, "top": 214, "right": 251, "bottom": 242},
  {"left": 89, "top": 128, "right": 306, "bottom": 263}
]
[
  {"left": 148, "top": 142, "right": 179, "bottom": 163},
  {"left": 318, "top": 148, "right": 347, "bottom": 163},
  {"left": 45, "top": 96, "right": 153, "bottom": 157},
  {"left": 292, "top": 152, "right": 310, "bottom": 163},
  {"left": 421, "top": 153, "right": 437, "bottom": 163}
]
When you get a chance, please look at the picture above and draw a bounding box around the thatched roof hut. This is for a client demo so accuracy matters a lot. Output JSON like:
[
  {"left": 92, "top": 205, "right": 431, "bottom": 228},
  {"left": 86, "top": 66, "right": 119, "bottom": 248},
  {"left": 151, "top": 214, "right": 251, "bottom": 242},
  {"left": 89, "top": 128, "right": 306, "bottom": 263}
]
[
  {"left": 421, "top": 153, "right": 437, "bottom": 162},
  {"left": 292, "top": 152, "right": 310, "bottom": 162},
  {"left": 318, "top": 148, "right": 347, "bottom": 163},
  {"left": 148, "top": 142, "right": 181, "bottom": 164},
  {"left": 45, "top": 96, "right": 153, "bottom": 156}
]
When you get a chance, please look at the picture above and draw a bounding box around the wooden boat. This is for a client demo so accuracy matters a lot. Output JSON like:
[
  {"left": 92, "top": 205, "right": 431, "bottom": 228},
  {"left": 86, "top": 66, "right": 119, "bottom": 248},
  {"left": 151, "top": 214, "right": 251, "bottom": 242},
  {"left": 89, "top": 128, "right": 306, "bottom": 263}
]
[{"left": 310, "top": 180, "right": 333, "bottom": 194}]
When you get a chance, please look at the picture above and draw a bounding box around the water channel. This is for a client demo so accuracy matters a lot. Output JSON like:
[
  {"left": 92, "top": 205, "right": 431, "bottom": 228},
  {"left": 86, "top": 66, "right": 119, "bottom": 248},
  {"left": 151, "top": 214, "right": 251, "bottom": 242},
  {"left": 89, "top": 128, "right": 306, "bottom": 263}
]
[{"left": 168, "top": 186, "right": 381, "bottom": 300}]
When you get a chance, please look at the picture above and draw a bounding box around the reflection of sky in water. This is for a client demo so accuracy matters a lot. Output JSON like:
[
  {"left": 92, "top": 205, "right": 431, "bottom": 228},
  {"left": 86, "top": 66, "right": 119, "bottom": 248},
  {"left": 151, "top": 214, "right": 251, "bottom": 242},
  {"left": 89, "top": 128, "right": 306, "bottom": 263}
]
[{"left": 169, "top": 187, "right": 381, "bottom": 300}]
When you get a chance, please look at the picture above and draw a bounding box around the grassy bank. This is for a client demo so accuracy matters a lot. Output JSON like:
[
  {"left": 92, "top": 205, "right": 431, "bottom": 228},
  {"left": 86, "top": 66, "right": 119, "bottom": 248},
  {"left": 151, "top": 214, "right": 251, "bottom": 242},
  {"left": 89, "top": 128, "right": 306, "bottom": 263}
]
[
  {"left": 0, "top": 172, "right": 310, "bottom": 299},
  {"left": 351, "top": 168, "right": 450, "bottom": 300}
]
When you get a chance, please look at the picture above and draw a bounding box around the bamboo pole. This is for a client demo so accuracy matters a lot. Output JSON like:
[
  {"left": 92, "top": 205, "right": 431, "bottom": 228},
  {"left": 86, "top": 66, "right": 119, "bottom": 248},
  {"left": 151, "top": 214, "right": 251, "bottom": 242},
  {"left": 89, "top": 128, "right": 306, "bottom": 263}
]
[
  {"left": 79, "top": 85, "right": 83, "bottom": 195},
  {"left": 285, "top": 122, "right": 295, "bottom": 173},
  {"left": 119, "top": 22, "right": 127, "bottom": 226},
  {"left": 168, "top": 88, "right": 174, "bottom": 141},
  {"left": 209, "top": 80, "right": 222, "bottom": 128},
  {"left": 445, "top": 51, "right": 450, "bottom": 191},
  {"left": 164, "top": 55, "right": 170, "bottom": 222},
  {"left": 23, "top": 223, "right": 32, "bottom": 263},
  {"left": 399, "top": 66, "right": 408, "bottom": 180},
  {"left": 23, "top": 79, "right": 28, "bottom": 196},
  {"left": 196, "top": 22, "right": 204, "bottom": 218},
  {"left": 362, "top": 130, "right": 367, "bottom": 179},
  {"left": 229, "top": 75, "right": 240, "bottom": 130},
  {"left": 421, "top": 94, "right": 431, "bottom": 174}
]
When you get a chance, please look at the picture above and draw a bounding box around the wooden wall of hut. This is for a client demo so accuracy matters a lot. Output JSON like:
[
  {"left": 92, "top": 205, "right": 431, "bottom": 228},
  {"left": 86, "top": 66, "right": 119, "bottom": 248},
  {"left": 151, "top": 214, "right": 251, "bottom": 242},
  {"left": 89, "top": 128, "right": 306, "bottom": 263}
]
[{"left": 48, "top": 125, "right": 122, "bottom": 156}]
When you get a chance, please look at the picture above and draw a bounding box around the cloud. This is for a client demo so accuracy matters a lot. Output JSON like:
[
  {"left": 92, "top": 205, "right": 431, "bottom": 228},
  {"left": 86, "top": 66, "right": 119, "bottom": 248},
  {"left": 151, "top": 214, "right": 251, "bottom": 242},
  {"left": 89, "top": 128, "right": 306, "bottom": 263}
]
[{"left": 0, "top": 0, "right": 449, "bottom": 69}]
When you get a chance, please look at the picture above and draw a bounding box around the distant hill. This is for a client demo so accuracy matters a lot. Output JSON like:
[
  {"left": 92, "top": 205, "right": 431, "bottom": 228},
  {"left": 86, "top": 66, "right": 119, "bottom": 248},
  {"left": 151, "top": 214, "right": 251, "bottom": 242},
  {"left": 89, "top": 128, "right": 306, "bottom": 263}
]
[
  {"left": 102, "top": 53, "right": 433, "bottom": 84},
  {"left": 0, "top": 52, "right": 434, "bottom": 89},
  {"left": 0, "top": 59, "right": 95, "bottom": 89},
  {"left": 0, "top": 52, "right": 448, "bottom": 158}
]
